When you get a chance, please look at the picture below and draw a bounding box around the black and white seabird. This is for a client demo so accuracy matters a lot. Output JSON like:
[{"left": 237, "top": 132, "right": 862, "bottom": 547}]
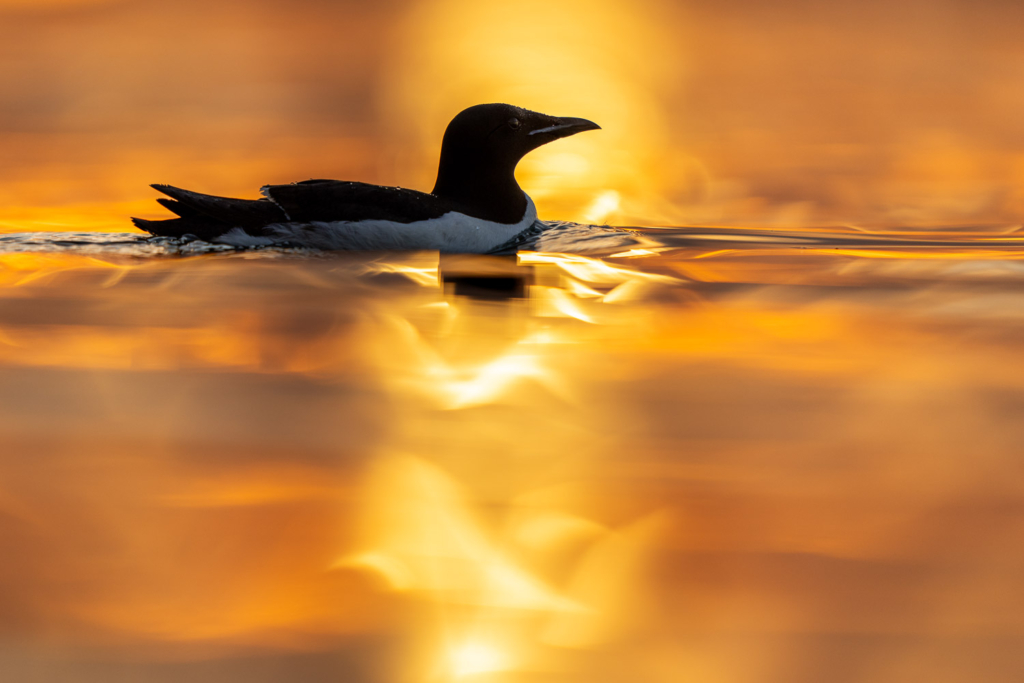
[{"left": 132, "top": 104, "right": 600, "bottom": 253}]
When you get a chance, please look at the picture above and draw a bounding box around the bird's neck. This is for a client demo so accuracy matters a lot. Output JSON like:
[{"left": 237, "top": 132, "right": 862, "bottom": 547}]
[{"left": 431, "top": 159, "right": 528, "bottom": 224}]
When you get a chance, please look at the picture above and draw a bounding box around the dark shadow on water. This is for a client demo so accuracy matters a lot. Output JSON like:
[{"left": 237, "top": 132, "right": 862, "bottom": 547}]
[{"left": 440, "top": 254, "right": 533, "bottom": 300}]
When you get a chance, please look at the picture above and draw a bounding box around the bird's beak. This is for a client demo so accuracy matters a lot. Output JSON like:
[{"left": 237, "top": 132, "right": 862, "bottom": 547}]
[{"left": 527, "top": 116, "right": 601, "bottom": 141}]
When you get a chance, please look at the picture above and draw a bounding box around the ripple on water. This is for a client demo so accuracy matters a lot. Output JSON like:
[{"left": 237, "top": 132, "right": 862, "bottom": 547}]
[
  {"left": 2, "top": 219, "right": 1024, "bottom": 683},
  {"left": 3, "top": 221, "right": 1024, "bottom": 260}
]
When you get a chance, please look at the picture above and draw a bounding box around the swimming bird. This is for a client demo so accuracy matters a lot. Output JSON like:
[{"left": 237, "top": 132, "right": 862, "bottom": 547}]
[{"left": 132, "top": 104, "right": 600, "bottom": 253}]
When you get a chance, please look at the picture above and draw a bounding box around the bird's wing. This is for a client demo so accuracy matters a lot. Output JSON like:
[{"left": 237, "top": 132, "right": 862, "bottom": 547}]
[
  {"left": 132, "top": 180, "right": 455, "bottom": 240},
  {"left": 261, "top": 180, "right": 452, "bottom": 224}
]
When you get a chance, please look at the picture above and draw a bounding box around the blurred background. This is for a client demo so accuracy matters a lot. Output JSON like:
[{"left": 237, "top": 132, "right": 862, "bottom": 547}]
[
  {"left": 3, "top": 3, "right": 1024, "bottom": 683},
  {"left": 2, "top": 0, "right": 1024, "bottom": 231}
]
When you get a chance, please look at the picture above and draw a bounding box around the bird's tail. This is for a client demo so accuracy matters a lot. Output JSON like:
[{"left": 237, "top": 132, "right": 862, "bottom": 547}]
[
  {"left": 130, "top": 215, "right": 215, "bottom": 239},
  {"left": 131, "top": 184, "right": 285, "bottom": 240}
]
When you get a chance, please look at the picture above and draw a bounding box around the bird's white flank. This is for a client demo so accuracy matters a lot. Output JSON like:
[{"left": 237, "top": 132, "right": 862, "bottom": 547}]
[{"left": 214, "top": 196, "right": 538, "bottom": 253}]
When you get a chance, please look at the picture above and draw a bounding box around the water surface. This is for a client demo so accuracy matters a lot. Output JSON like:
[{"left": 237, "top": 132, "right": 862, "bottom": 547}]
[{"left": 1, "top": 224, "right": 1022, "bottom": 682}]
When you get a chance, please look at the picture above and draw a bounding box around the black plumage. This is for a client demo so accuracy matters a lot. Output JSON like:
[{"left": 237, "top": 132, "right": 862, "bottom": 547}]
[
  {"left": 132, "top": 104, "right": 600, "bottom": 246},
  {"left": 263, "top": 180, "right": 454, "bottom": 223}
]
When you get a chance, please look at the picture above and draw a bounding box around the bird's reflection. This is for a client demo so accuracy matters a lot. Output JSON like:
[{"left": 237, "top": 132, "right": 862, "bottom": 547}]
[{"left": 439, "top": 254, "right": 534, "bottom": 300}]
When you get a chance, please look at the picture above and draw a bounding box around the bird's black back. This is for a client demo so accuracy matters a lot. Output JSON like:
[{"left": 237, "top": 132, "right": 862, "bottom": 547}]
[
  {"left": 263, "top": 180, "right": 455, "bottom": 223},
  {"left": 133, "top": 181, "right": 464, "bottom": 240}
]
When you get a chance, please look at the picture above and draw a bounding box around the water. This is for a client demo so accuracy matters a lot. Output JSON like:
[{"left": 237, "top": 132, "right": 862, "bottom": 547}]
[{"left": 1, "top": 223, "right": 1023, "bottom": 683}]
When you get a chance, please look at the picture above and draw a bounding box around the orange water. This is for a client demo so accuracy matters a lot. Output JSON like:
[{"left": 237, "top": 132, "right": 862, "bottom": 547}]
[{"left": 1, "top": 239, "right": 1022, "bottom": 682}]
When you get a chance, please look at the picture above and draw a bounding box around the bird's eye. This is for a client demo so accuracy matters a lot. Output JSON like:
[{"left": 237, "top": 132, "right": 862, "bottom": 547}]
[{"left": 508, "top": 118, "right": 521, "bottom": 130}]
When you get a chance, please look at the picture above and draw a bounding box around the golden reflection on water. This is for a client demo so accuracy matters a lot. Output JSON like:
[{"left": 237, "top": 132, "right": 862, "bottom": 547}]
[{"left": 1, "top": 246, "right": 1024, "bottom": 681}]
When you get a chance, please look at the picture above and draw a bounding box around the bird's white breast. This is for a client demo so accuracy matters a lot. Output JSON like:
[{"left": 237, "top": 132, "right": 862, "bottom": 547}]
[{"left": 215, "top": 196, "right": 538, "bottom": 253}]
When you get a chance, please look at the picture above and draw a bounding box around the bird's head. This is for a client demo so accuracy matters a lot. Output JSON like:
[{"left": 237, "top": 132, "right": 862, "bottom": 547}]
[
  {"left": 432, "top": 103, "right": 600, "bottom": 209},
  {"left": 440, "top": 103, "right": 600, "bottom": 165}
]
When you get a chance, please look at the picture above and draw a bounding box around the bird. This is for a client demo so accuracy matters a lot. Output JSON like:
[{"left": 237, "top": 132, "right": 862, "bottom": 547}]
[{"left": 132, "top": 104, "right": 600, "bottom": 253}]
